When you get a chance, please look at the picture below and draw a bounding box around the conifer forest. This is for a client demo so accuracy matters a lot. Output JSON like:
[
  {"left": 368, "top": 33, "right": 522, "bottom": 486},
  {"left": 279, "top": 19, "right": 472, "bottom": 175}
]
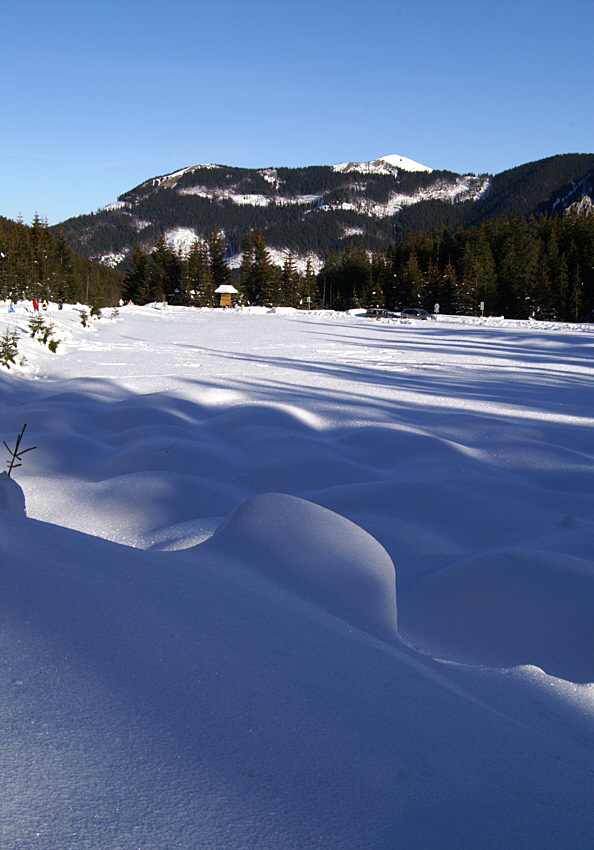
[{"left": 1, "top": 208, "right": 593, "bottom": 322}]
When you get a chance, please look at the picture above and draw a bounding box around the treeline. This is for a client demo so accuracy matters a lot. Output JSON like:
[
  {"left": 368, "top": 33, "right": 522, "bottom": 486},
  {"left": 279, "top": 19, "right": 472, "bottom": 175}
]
[
  {"left": 0, "top": 215, "right": 123, "bottom": 306},
  {"left": 122, "top": 228, "right": 319, "bottom": 308},
  {"left": 2, "top": 209, "right": 593, "bottom": 321},
  {"left": 123, "top": 209, "right": 594, "bottom": 321},
  {"left": 322, "top": 210, "right": 594, "bottom": 320}
]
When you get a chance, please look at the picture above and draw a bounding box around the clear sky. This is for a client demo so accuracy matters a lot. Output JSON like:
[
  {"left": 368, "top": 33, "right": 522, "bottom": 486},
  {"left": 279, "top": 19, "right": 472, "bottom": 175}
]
[{"left": 2, "top": 0, "right": 592, "bottom": 226}]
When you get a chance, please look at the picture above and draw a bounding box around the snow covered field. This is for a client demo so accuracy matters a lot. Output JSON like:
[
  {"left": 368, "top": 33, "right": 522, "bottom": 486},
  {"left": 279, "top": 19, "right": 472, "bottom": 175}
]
[{"left": 2, "top": 302, "right": 593, "bottom": 849}]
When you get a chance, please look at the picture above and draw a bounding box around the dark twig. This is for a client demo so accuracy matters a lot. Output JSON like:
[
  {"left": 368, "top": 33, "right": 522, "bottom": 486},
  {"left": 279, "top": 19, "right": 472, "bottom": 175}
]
[{"left": 3, "top": 423, "right": 37, "bottom": 478}]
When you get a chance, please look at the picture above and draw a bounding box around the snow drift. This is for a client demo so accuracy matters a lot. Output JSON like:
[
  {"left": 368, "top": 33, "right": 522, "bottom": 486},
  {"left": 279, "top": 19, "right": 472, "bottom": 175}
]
[
  {"left": 1, "top": 301, "right": 593, "bottom": 849},
  {"left": 404, "top": 549, "right": 594, "bottom": 683},
  {"left": 0, "top": 470, "right": 26, "bottom": 514},
  {"left": 206, "top": 492, "right": 398, "bottom": 640}
]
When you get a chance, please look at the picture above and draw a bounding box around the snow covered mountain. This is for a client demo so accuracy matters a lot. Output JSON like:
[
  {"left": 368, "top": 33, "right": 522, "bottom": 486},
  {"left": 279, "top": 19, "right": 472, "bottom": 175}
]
[
  {"left": 55, "top": 152, "right": 594, "bottom": 269},
  {"left": 333, "top": 153, "right": 434, "bottom": 173}
]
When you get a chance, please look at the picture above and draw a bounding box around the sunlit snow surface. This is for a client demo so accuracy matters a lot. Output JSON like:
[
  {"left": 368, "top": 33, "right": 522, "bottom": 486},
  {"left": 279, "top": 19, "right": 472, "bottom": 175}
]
[{"left": 1, "top": 303, "right": 593, "bottom": 849}]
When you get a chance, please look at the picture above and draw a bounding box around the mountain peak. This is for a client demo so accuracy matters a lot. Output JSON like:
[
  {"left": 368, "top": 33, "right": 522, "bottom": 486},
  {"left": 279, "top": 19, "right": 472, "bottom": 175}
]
[{"left": 333, "top": 154, "right": 433, "bottom": 174}]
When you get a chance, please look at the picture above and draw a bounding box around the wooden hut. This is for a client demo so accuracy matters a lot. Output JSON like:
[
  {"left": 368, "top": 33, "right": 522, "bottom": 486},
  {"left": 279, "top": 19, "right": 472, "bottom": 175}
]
[{"left": 214, "top": 284, "right": 238, "bottom": 308}]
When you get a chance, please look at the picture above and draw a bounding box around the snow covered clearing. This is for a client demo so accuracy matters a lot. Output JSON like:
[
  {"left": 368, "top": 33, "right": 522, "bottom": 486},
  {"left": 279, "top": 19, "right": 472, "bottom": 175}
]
[
  {"left": 177, "top": 185, "right": 322, "bottom": 208},
  {"left": 1, "top": 302, "right": 593, "bottom": 848}
]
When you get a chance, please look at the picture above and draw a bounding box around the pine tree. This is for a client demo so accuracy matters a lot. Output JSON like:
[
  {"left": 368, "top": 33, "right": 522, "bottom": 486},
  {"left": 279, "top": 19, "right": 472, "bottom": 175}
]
[
  {"left": 207, "top": 228, "right": 231, "bottom": 293},
  {"left": 279, "top": 253, "right": 300, "bottom": 307},
  {"left": 302, "top": 258, "right": 320, "bottom": 308},
  {"left": 123, "top": 243, "right": 151, "bottom": 303},
  {"left": 29, "top": 214, "right": 52, "bottom": 300},
  {"left": 398, "top": 252, "right": 424, "bottom": 308},
  {"left": 378, "top": 247, "right": 398, "bottom": 311},
  {"left": 53, "top": 225, "right": 82, "bottom": 303},
  {"left": 185, "top": 239, "right": 213, "bottom": 305},
  {"left": 149, "top": 234, "right": 181, "bottom": 303},
  {"left": 461, "top": 229, "right": 497, "bottom": 314},
  {"left": 242, "top": 230, "right": 276, "bottom": 306},
  {"left": 238, "top": 231, "right": 255, "bottom": 303}
]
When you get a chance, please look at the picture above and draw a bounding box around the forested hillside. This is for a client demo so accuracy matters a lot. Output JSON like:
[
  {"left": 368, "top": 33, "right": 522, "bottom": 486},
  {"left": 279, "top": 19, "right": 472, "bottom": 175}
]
[
  {"left": 0, "top": 215, "right": 123, "bottom": 306},
  {"left": 54, "top": 154, "right": 594, "bottom": 269},
  {"left": 2, "top": 156, "right": 593, "bottom": 322}
]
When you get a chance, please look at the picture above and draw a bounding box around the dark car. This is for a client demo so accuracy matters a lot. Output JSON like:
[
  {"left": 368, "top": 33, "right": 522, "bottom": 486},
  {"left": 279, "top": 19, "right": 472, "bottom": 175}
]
[
  {"left": 400, "top": 308, "right": 436, "bottom": 321},
  {"left": 365, "top": 308, "right": 398, "bottom": 318}
]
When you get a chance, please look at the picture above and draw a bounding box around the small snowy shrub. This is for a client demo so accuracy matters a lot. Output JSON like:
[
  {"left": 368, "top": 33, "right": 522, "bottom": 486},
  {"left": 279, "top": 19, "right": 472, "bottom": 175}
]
[
  {"left": 0, "top": 328, "right": 20, "bottom": 368},
  {"left": 40, "top": 320, "right": 55, "bottom": 345},
  {"left": 28, "top": 314, "right": 46, "bottom": 338},
  {"left": 80, "top": 310, "right": 89, "bottom": 327},
  {"left": 28, "top": 316, "right": 60, "bottom": 352}
]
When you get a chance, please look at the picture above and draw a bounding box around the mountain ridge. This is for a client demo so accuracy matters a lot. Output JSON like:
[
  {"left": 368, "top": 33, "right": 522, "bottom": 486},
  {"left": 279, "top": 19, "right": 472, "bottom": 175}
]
[{"left": 54, "top": 152, "right": 594, "bottom": 270}]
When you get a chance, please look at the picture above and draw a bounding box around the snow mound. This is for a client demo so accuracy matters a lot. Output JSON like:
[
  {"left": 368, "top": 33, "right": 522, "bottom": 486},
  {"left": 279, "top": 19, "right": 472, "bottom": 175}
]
[
  {"left": 0, "top": 472, "right": 26, "bottom": 515},
  {"left": 404, "top": 550, "right": 594, "bottom": 683},
  {"left": 208, "top": 493, "right": 397, "bottom": 640}
]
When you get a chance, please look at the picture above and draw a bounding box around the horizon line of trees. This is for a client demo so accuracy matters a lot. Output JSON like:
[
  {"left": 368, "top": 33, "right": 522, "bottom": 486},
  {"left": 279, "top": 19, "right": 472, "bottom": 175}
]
[
  {"left": 2, "top": 208, "right": 593, "bottom": 322},
  {"left": 122, "top": 209, "right": 594, "bottom": 321},
  {"left": 122, "top": 227, "right": 321, "bottom": 309},
  {"left": 321, "top": 209, "right": 594, "bottom": 321}
]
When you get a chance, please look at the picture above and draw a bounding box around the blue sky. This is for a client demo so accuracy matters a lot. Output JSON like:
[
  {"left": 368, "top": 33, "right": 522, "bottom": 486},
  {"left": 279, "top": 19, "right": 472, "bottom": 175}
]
[{"left": 2, "top": 0, "right": 592, "bottom": 225}]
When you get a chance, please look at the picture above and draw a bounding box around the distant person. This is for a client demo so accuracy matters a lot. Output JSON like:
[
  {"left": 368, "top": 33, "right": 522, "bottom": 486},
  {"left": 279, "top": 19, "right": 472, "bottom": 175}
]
[
  {"left": 32, "top": 298, "right": 39, "bottom": 311},
  {"left": 8, "top": 301, "right": 15, "bottom": 313},
  {"left": 58, "top": 299, "right": 64, "bottom": 310}
]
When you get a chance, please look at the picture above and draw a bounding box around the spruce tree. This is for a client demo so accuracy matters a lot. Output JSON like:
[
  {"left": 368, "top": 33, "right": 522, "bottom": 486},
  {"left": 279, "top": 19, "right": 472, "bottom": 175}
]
[
  {"left": 302, "top": 258, "right": 320, "bottom": 308},
  {"left": 238, "top": 231, "right": 255, "bottom": 303},
  {"left": 149, "top": 234, "right": 181, "bottom": 303},
  {"left": 53, "top": 225, "right": 82, "bottom": 303},
  {"left": 280, "top": 253, "right": 300, "bottom": 307},
  {"left": 185, "top": 239, "right": 213, "bottom": 305},
  {"left": 123, "top": 243, "right": 151, "bottom": 303},
  {"left": 398, "top": 252, "right": 424, "bottom": 308},
  {"left": 242, "top": 230, "right": 276, "bottom": 306},
  {"left": 207, "top": 228, "right": 231, "bottom": 293}
]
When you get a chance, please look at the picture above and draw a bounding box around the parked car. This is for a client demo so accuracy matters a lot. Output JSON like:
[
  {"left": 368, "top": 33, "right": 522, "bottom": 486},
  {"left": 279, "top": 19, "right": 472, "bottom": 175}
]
[
  {"left": 400, "top": 308, "right": 436, "bottom": 321},
  {"left": 365, "top": 308, "right": 398, "bottom": 318}
]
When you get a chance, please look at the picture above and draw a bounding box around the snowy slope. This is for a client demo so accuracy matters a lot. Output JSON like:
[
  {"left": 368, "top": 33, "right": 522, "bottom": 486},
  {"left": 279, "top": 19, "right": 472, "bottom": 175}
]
[
  {"left": 1, "top": 302, "right": 593, "bottom": 848},
  {"left": 333, "top": 153, "right": 433, "bottom": 173}
]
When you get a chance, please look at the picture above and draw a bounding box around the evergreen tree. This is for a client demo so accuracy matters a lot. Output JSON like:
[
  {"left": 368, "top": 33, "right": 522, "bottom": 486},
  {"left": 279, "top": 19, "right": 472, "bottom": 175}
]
[
  {"left": 340, "top": 245, "right": 373, "bottom": 309},
  {"left": 461, "top": 229, "right": 497, "bottom": 314},
  {"left": 29, "top": 214, "right": 52, "bottom": 300},
  {"left": 123, "top": 243, "right": 151, "bottom": 303},
  {"left": 279, "top": 253, "right": 300, "bottom": 307},
  {"left": 207, "top": 228, "right": 231, "bottom": 293},
  {"left": 185, "top": 239, "right": 213, "bottom": 305},
  {"left": 301, "top": 258, "right": 320, "bottom": 308},
  {"left": 149, "top": 234, "right": 181, "bottom": 302},
  {"left": 397, "top": 252, "right": 424, "bottom": 308},
  {"left": 241, "top": 230, "right": 277, "bottom": 305},
  {"left": 378, "top": 247, "right": 398, "bottom": 311},
  {"left": 238, "top": 231, "right": 255, "bottom": 304},
  {"left": 53, "top": 225, "right": 82, "bottom": 303}
]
